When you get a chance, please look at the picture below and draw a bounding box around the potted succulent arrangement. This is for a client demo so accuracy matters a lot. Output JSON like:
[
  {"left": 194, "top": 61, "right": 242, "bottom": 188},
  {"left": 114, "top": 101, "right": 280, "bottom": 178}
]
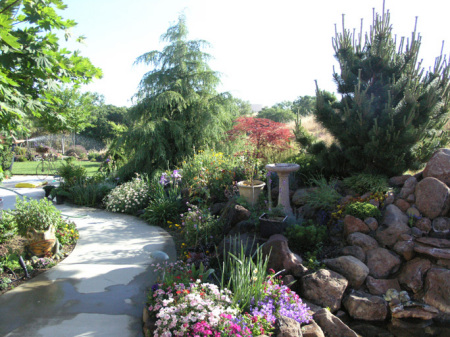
[
  {"left": 259, "top": 205, "right": 288, "bottom": 238},
  {"left": 236, "top": 151, "right": 265, "bottom": 205}
]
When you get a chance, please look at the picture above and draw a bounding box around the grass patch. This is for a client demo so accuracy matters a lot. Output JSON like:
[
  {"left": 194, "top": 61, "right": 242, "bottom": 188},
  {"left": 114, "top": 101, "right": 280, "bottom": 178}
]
[{"left": 11, "top": 160, "right": 101, "bottom": 176}]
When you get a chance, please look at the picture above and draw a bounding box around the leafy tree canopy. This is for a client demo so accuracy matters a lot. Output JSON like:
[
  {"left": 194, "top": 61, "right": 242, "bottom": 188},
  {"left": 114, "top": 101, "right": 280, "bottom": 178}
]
[
  {"left": 0, "top": 0, "right": 102, "bottom": 138},
  {"left": 292, "top": 95, "right": 316, "bottom": 116},
  {"left": 257, "top": 104, "right": 295, "bottom": 123},
  {"left": 116, "top": 14, "right": 237, "bottom": 178}
]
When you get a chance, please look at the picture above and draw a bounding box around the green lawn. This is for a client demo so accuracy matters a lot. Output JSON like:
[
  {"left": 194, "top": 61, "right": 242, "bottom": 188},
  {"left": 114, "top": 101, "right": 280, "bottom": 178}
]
[{"left": 11, "top": 160, "right": 101, "bottom": 176}]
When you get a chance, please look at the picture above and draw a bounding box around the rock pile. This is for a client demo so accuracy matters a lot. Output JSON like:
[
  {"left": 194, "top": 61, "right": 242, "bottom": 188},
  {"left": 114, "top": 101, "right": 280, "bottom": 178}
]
[{"left": 264, "top": 148, "right": 450, "bottom": 337}]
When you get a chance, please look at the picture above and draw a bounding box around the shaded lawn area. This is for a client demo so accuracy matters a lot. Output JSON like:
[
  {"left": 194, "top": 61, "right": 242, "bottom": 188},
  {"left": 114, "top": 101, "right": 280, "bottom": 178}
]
[{"left": 11, "top": 160, "right": 101, "bottom": 176}]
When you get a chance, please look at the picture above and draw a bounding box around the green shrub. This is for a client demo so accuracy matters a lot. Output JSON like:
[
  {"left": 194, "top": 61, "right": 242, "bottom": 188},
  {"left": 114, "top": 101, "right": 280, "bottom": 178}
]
[
  {"left": 65, "top": 145, "right": 88, "bottom": 159},
  {"left": 180, "top": 149, "right": 239, "bottom": 204},
  {"left": 143, "top": 182, "right": 183, "bottom": 226},
  {"left": 345, "top": 201, "right": 381, "bottom": 220},
  {"left": 12, "top": 197, "right": 65, "bottom": 236},
  {"left": 69, "top": 180, "right": 116, "bottom": 207},
  {"left": 0, "top": 146, "right": 13, "bottom": 171},
  {"left": 181, "top": 202, "right": 221, "bottom": 248},
  {"left": 0, "top": 211, "right": 18, "bottom": 244},
  {"left": 15, "top": 155, "right": 27, "bottom": 162},
  {"left": 13, "top": 147, "right": 27, "bottom": 155},
  {"left": 285, "top": 220, "right": 327, "bottom": 254},
  {"left": 104, "top": 174, "right": 150, "bottom": 214},
  {"left": 342, "top": 173, "right": 389, "bottom": 195},
  {"left": 305, "top": 177, "right": 341, "bottom": 211},
  {"left": 56, "top": 159, "right": 88, "bottom": 188}
]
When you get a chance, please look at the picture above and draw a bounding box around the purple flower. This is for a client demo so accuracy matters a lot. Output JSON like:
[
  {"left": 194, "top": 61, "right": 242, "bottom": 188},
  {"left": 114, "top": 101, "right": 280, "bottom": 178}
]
[
  {"left": 106, "top": 158, "right": 110, "bottom": 163},
  {"left": 159, "top": 173, "right": 169, "bottom": 185},
  {"left": 171, "top": 169, "right": 181, "bottom": 180}
]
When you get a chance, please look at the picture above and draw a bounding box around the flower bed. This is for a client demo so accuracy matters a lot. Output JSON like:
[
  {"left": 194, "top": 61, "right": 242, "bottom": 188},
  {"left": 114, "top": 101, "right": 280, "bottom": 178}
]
[{"left": 145, "top": 260, "right": 311, "bottom": 337}]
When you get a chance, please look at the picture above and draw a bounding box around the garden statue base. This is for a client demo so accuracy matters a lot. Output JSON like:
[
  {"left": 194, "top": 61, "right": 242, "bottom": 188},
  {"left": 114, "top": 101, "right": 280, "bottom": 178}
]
[{"left": 266, "top": 163, "right": 300, "bottom": 216}]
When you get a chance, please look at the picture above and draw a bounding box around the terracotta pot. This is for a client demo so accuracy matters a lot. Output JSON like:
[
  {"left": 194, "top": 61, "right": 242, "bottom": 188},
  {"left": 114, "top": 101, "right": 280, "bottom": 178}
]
[
  {"left": 26, "top": 226, "right": 56, "bottom": 257},
  {"left": 237, "top": 180, "right": 266, "bottom": 206}
]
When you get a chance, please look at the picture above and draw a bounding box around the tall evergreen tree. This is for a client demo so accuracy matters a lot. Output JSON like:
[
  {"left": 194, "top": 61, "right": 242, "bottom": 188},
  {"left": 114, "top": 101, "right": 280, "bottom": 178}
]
[
  {"left": 117, "top": 15, "right": 236, "bottom": 178},
  {"left": 301, "top": 3, "right": 450, "bottom": 176}
]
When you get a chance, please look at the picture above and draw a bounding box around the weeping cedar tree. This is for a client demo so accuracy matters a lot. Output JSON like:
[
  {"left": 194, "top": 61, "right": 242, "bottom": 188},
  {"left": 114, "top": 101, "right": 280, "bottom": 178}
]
[
  {"left": 116, "top": 15, "right": 237, "bottom": 178},
  {"left": 298, "top": 5, "right": 450, "bottom": 177}
]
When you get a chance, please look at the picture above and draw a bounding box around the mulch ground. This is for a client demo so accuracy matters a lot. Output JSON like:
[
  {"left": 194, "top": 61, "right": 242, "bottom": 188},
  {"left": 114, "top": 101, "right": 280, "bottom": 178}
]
[{"left": 0, "top": 237, "right": 76, "bottom": 296}]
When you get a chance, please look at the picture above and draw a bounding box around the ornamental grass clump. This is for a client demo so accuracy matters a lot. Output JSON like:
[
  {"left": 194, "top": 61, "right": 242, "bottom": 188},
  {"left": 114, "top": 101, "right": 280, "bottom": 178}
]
[
  {"left": 104, "top": 174, "right": 150, "bottom": 214},
  {"left": 220, "top": 240, "right": 270, "bottom": 311}
]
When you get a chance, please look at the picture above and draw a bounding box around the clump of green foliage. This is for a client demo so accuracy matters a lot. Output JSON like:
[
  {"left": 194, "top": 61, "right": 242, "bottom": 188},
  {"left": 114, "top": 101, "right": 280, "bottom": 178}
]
[
  {"left": 285, "top": 220, "right": 327, "bottom": 254},
  {"left": 345, "top": 201, "right": 381, "bottom": 220},
  {"left": 12, "top": 197, "right": 65, "bottom": 236},
  {"left": 342, "top": 173, "right": 389, "bottom": 195},
  {"left": 305, "top": 177, "right": 341, "bottom": 211},
  {"left": 0, "top": 211, "right": 17, "bottom": 244}
]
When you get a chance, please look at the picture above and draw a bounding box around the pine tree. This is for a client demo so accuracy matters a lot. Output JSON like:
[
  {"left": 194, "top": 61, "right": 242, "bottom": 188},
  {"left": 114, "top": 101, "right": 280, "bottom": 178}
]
[
  {"left": 305, "top": 2, "right": 450, "bottom": 177},
  {"left": 116, "top": 15, "right": 237, "bottom": 178}
]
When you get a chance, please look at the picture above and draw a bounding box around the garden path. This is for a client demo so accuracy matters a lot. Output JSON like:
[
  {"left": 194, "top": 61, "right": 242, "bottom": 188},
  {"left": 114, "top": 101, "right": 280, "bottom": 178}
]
[{"left": 0, "top": 176, "right": 176, "bottom": 337}]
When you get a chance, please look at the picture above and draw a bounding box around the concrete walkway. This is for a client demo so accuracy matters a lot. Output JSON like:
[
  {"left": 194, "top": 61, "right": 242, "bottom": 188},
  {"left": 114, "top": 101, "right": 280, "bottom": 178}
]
[{"left": 0, "top": 176, "right": 176, "bottom": 337}]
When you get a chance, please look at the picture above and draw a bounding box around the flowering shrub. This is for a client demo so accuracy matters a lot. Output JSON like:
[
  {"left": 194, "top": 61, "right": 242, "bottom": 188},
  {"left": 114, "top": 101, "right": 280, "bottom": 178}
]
[
  {"left": 180, "top": 149, "right": 239, "bottom": 203},
  {"left": 104, "top": 174, "right": 150, "bottom": 214},
  {"left": 144, "top": 172, "right": 183, "bottom": 226},
  {"left": 250, "top": 272, "right": 311, "bottom": 326},
  {"left": 149, "top": 281, "right": 251, "bottom": 337},
  {"left": 31, "top": 257, "right": 56, "bottom": 269},
  {"left": 55, "top": 221, "right": 79, "bottom": 246},
  {"left": 181, "top": 202, "right": 221, "bottom": 248}
]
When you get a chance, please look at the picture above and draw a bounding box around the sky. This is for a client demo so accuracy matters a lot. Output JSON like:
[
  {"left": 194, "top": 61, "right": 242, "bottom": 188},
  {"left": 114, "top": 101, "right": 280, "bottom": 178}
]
[{"left": 58, "top": 0, "right": 450, "bottom": 108}]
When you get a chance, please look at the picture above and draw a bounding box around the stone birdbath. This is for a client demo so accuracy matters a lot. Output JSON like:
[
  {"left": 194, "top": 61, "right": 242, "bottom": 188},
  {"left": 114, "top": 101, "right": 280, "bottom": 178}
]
[{"left": 265, "top": 163, "right": 300, "bottom": 216}]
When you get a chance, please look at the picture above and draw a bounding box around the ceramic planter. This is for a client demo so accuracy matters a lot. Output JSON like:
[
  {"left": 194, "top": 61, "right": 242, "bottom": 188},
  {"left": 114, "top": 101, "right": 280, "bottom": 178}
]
[
  {"left": 26, "top": 226, "right": 56, "bottom": 257},
  {"left": 237, "top": 180, "right": 266, "bottom": 206},
  {"left": 259, "top": 213, "right": 288, "bottom": 238}
]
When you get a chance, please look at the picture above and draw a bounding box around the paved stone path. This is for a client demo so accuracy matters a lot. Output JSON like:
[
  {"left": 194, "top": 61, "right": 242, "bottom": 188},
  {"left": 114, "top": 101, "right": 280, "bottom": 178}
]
[{"left": 0, "top": 176, "right": 176, "bottom": 336}]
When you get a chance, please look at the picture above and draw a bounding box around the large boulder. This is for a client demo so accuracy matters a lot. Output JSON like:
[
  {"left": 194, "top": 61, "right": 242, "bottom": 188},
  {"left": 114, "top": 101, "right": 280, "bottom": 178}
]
[
  {"left": 343, "top": 215, "right": 370, "bottom": 237},
  {"left": 275, "top": 315, "right": 302, "bottom": 337},
  {"left": 323, "top": 256, "right": 369, "bottom": 289},
  {"left": 432, "top": 217, "right": 450, "bottom": 237},
  {"left": 262, "top": 235, "right": 306, "bottom": 277},
  {"left": 393, "top": 239, "right": 415, "bottom": 261},
  {"left": 365, "top": 276, "right": 401, "bottom": 296},
  {"left": 398, "top": 258, "right": 432, "bottom": 293},
  {"left": 389, "top": 175, "right": 412, "bottom": 187},
  {"left": 422, "top": 148, "right": 450, "bottom": 185},
  {"left": 343, "top": 291, "right": 388, "bottom": 321},
  {"left": 339, "top": 246, "right": 365, "bottom": 262},
  {"left": 415, "top": 177, "right": 450, "bottom": 219},
  {"left": 347, "top": 232, "right": 379, "bottom": 252},
  {"left": 398, "top": 176, "right": 417, "bottom": 199},
  {"left": 301, "top": 269, "right": 348, "bottom": 312},
  {"left": 423, "top": 268, "right": 450, "bottom": 314},
  {"left": 301, "top": 320, "right": 325, "bottom": 337},
  {"left": 415, "top": 217, "right": 432, "bottom": 234},
  {"left": 375, "top": 204, "right": 410, "bottom": 247},
  {"left": 313, "top": 309, "right": 359, "bottom": 337},
  {"left": 366, "top": 248, "right": 401, "bottom": 278}
]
